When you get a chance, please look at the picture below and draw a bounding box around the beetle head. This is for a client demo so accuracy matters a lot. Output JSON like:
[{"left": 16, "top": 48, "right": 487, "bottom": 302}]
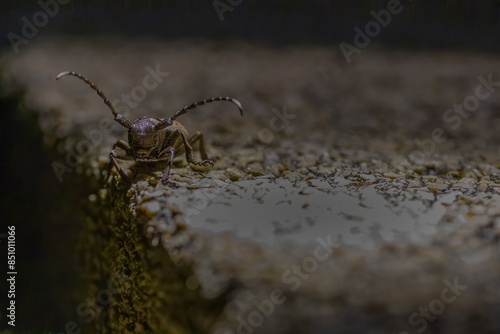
[{"left": 128, "top": 117, "right": 160, "bottom": 158}]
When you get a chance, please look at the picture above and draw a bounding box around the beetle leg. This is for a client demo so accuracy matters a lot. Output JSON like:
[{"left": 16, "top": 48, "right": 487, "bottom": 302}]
[
  {"left": 189, "top": 131, "right": 209, "bottom": 160},
  {"left": 158, "top": 146, "right": 177, "bottom": 186},
  {"left": 109, "top": 140, "right": 134, "bottom": 183},
  {"left": 174, "top": 131, "right": 209, "bottom": 160},
  {"left": 179, "top": 131, "right": 214, "bottom": 171}
]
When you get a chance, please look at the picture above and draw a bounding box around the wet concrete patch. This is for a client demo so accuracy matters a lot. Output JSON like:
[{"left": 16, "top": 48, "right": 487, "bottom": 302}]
[
  {"left": 163, "top": 176, "right": 499, "bottom": 251},
  {"left": 169, "top": 179, "right": 450, "bottom": 250}
]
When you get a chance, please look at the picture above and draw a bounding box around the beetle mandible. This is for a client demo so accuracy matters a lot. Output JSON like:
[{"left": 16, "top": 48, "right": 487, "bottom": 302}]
[{"left": 56, "top": 71, "right": 243, "bottom": 185}]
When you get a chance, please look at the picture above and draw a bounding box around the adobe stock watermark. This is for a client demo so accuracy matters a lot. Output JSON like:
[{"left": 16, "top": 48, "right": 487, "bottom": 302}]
[
  {"left": 339, "top": 0, "right": 404, "bottom": 64},
  {"left": 51, "top": 64, "right": 170, "bottom": 182},
  {"left": 237, "top": 106, "right": 295, "bottom": 155},
  {"left": 399, "top": 277, "right": 467, "bottom": 334},
  {"left": 213, "top": 0, "right": 243, "bottom": 21},
  {"left": 217, "top": 235, "right": 338, "bottom": 334},
  {"left": 7, "top": 0, "right": 71, "bottom": 54},
  {"left": 409, "top": 73, "right": 500, "bottom": 164}
]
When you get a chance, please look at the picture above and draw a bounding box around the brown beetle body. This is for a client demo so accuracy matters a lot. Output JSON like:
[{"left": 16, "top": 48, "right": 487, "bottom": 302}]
[{"left": 56, "top": 71, "right": 243, "bottom": 185}]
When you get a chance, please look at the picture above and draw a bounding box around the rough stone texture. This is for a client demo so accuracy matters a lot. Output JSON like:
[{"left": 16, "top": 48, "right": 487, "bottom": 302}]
[{"left": 3, "top": 37, "right": 500, "bottom": 333}]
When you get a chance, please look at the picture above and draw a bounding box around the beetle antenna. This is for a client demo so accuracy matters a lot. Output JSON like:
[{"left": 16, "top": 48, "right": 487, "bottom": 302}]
[
  {"left": 171, "top": 97, "right": 243, "bottom": 122},
  {"left": 55, "top": 71, "right": 131, "bottom": 129}
]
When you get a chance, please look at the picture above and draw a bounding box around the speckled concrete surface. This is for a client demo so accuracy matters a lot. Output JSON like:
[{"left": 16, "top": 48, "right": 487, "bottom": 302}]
[{"left": 3, "top": 37, "right": 500, "bottom": 333}]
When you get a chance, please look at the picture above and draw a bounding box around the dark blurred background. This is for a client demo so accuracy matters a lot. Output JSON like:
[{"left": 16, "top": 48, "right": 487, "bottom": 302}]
[{"left": 0, "top": 0, "right": 499, "bottom": 51}]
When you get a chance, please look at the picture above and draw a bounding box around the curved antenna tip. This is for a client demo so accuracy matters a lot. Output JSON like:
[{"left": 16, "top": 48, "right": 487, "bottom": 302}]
[
  {"left": 55, "top": 71, "right": 70, "bottom": 80},
  {"left": 234, "top": 99, "right": 243, "bottom": 116}
]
